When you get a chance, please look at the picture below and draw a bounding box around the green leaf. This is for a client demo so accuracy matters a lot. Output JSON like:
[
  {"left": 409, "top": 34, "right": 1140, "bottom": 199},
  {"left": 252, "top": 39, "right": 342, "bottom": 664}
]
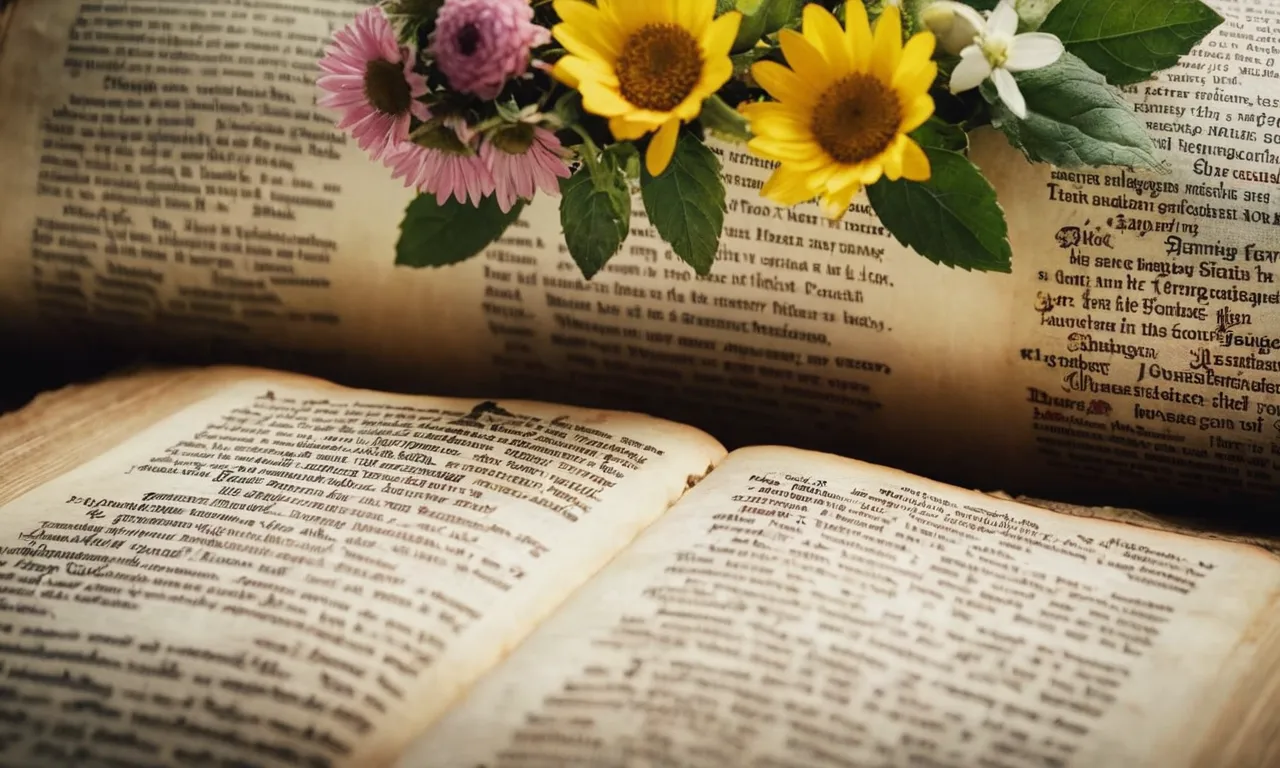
[
  {"left": 1040, "top": 0, "right": 1224, "bottom": 85},
  {"left": 640, "top": 132, "right": 726, "bottom": 276},
  {"left": 559, "top": 164, "right": 631, "bottom": 279},
  {"left": 911, "top": 117, "right": 969, "bottom": 153},
  {"left": 396, "top": 194, "right": 524, "bottom": 268},
  {"left": 982, "top": 52, "right": 1164, "bottom": 170},
  {"left": 867, "top": 148, "right": 1012, "bottom": 273},
  {"left": 1016, "top": 0, "right": 1064, "bottom": 30},
  {"left": 384, "top": 0, "right": 445, "bottom": 44}
]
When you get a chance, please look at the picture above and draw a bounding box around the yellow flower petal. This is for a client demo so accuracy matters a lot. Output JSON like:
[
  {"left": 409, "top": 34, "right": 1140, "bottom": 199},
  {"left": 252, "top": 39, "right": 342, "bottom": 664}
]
[
  {"left": 681, "top": 0, "right": 717, "bottom": 39},
  {"left": 779, "top": 30, "right": 835, "bottom": 92},
  {"left": 739, "top": 0, "right": 934, "bottom": 211},
  {"left": 674, "top": 94, "right": 704, "bottom": 122},
  {"left": 901, "top": 94, "right": 934, "bottom": 132},
  {"left": 900, "top": 138, "right": 931, "bottom": 181},
  {"left": 555, "top": 56, "right": 618, "bottom": 90},
  {"left": 609, "top": 116, "right": 650, "bottom": 140},
  {"left": 897, "top": 31, "right": 936, "bottom": 80},
  {"left": 749, "top": 136, "right": 823, "bottom": 163},
  {"left": 843, "top": 0, "right": 874, "bottom": 71},
  {"left": 870, "top": 4, "right": 903, "bottom": 82},
  {"left": 745, "top": 104, "right": 810, "bottom": 142},
  {"left": 807, "top": 163, "right": 840, "bottom": 191},
  {"left": 561, "top": 0, "right": 736, "bottom": 139},
  {"left": 604, "top": 0, "right": 662, "bottom": 29},
  {"left": 553, "top": 24, "right": 611, "bottom": 65},
  {"left": 858, "top": 162, "right": 885, "bottom": 185},
  {"left": 696, "top": 57, "right": 734, "bottom": 97},
  {"left": 552, "top": 59, "right": 580, "bottom": 89},
  {"left": 832, "top": 159, "right": 886, "bottom": 187},
  {"left": 790, "top": 154, "right": 834, "bottom": 171},
  {"left": 762, "top": 166, "right": 819, "bottom": 206},
  {"left": 803, "top": 4, "right": 853, "bottom": 74},
  {"left": 625, "top": 109, "right": 672, "bottom": 129},
  {"left": 552, "top": 1, "right": 623, "bottom": 58},
  {"left": 738, "top": 100, "right": 786, "bottom": 118},
  {"left": 646, "top": 119, "right": 681, "bottom": 176},
  {"left": 580, "top": 80, "right": 633, "bottom": 117},
  {"left": 894, "top": 59, "right": 937, "bottom": 99},
  {"left": 820, "top": 182, "right": 859, "bottom": 220},
  {"left": 701, "top": 11, "right": 742, "bottom": 62},
  {"left": 823, "top": 162, "right": 865, "bottom": 192},
  {"left": 882, "top": 138, "right": 905, "bottom": 180},
  {"left": 751, "top": 60, "right": 816, "bottom": 106}
]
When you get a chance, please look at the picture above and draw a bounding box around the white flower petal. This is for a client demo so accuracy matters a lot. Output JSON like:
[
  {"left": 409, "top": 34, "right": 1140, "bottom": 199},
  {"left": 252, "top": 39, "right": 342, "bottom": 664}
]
[
  {"left": 992, "top": 67, "right": 1027, "bottom": 118},
  {"left": 987, "top": 0, "right": 1019, "bottom": 37},
  {"left": 1007, "top": 33, "right": 1065, "bottom": 71},
  {"left": 950, "top": 48, "right": 993, "bottom": 93}
]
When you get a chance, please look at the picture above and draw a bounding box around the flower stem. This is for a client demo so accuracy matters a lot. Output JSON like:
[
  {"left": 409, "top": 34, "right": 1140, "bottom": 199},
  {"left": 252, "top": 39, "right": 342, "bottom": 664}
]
[
  {"left": 568, "top": 123, "right": 606, "bottom": 178},
  {"left": 700, "top": 95, "right": 753, "bottom": 143}
]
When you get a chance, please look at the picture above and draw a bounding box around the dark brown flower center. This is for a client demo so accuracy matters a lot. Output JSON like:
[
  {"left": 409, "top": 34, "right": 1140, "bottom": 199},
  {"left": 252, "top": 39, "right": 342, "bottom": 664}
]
[
  {"left": 616, "top": 24, "right": 702, "bottom": 112},
  {"left": 491, "top": 122, "right": 536, "bottom": 154},
  {"left": 364, "top": 58, "right": 413, "bottom": 116},
  {"left": 810, "top": 74, "right": 902, "bottom": 165},
  {"left": 456, "top": 22, "right": 482, "bottom": 56}
]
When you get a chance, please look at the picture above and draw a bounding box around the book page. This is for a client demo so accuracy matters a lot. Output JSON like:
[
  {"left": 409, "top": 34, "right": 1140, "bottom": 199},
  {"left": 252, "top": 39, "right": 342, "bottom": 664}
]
[
  {"left": 399, "top": 446, "right": 1280, "bottom": 768},
  {"left": 1005, "top": 493, "right": 1280, "bottom": 556},
  {"left": 983, "top": 0, "right": 1280, "bottom": 509},
  {"left": 0, "top": 0, "right": 425, "bottom": 376},
  {"left": 0, "top": 369, "right": 725, "bottom": 767},
  {"left": 1, "top": 0, "right": 1277, "bottom": 513}
]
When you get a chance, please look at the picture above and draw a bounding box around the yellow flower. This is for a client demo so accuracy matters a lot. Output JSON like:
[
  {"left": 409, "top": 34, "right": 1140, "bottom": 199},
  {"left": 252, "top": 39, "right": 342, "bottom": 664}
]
[
  {"left": 551, "top": 0, "right": 741, "bottom": 176},
  {"left": 741, "top": 4, "right": 937, "bottom": 220}
]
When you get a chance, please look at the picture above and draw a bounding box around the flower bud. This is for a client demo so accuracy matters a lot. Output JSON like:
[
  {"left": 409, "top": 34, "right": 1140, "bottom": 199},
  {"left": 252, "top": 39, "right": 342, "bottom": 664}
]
[
  {"left": 920, "top": 1, "right": 984, "bottom": 56},
  {"left": 763, "top": 0, "right": 798, "bottom": 34}
]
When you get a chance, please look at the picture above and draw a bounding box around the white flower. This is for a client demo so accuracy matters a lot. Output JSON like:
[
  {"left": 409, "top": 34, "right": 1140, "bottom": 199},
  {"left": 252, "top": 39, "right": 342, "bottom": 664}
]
[
  {"left": 946, "top": 0, "right": 1064, "bottom": 119},
  {"left": 919, "top": 1, "right": 984, "bottom": 56}
]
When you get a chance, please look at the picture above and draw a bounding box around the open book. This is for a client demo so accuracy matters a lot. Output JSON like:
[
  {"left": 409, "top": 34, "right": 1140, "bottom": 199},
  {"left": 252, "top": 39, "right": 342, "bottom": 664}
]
[
  {"left": 0, "top": 365, "right": 1277, "bottom": 767},
  {"left": 0, "top": 0, "right": 1278, "bottom": 518}
]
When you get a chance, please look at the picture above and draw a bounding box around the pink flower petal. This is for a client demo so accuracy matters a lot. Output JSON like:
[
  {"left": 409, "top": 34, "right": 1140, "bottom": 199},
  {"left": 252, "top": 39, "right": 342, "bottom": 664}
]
[
  {"left": 316, "top": 7, "right": 430, "bottom": 164},
  {"left": 481, "top": 127, "right": 571, "bottom": 212},
  {"left": 386, "top": 140, "right": 497, "bottom": 208},
  {"left": 430, "top": 0, "right": 549, "bottom": 100}
]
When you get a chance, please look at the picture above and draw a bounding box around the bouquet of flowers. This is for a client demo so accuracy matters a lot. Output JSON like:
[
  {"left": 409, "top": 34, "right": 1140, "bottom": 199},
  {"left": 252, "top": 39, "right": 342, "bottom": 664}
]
[{"left": 317, "top": 0, "right": 1222, "bottom": 277}]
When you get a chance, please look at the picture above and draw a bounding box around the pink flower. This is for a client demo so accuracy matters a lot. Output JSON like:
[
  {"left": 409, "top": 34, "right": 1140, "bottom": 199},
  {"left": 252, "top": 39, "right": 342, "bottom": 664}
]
[
  {"left": 482, "top": 126, "right": 571, "bottom": 212},
  {"left": 385, "top": 140, "right": 497, "bottom": 207},
  {"left": 318, "top": 7, "right": 430, "bottom": 162},
  {"left": 430, "top": 0, "right": 551, "bottom": 100}
]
